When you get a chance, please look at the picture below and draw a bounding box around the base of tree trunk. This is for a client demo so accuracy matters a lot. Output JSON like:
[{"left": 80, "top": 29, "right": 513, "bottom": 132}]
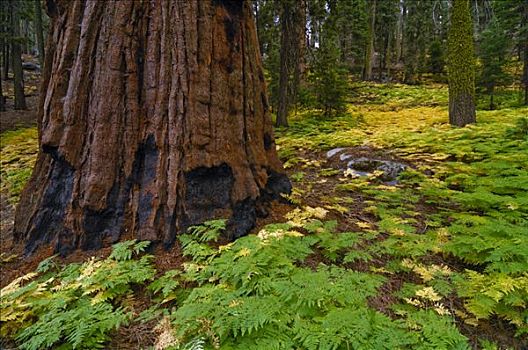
[
  {"left": 449, "top": 92, "right": 476, "bottom": 127},
  {"left": 16, "top": 151, "right": 290, "bottom": 255},
  {"left": 14, "top": 0, "right": 291, "bottom": 256}
]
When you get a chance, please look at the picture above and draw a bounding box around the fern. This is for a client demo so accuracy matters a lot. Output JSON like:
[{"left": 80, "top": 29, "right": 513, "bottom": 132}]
[
  {"left": 148, "top": 269, "right": 182, "bottom": 304},
  {"left": 403, "top": 310, "right": 470, "bottom": 350},
  {"left": 293, "top": 307, "right": 416, "bottom": 350},
  {"left": 1, "top": 240, "right": 155, "bottom": 349},
  {"left": 187, "top": 219, "right": 226, "bottom": 243},
  {"left": 109, "top": 239, "right": 151, "bottom": 261},
  {"left": 453, "top": 271, "right": 528, "bottom": 335},
  {"left": 505, "top": 116, "right": 528, "bottom": 139},
  {"left": 307, "top": 220, "right": 362, "bottom": 262}
]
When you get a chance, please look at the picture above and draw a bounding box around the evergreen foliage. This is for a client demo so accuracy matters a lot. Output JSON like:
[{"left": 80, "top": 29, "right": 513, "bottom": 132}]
[
  {"left": 308, "top": 22, "right": 348, "bottom": 116},
  {"left": 428, "top": 40, "right": 445, "bottom": 75},
  {"left": 478, "top": 18, "right": 512, "bottom": 110}
]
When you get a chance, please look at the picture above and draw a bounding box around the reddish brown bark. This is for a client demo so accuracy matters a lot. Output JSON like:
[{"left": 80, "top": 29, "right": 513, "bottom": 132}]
[{"left": 15, "top": 0, "right": 290, "bottom": 255}]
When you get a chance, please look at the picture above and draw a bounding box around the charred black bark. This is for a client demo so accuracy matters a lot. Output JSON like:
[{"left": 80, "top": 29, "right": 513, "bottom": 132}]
[{"left": 24, "top": 150, "right": 74, "bottom": 255}]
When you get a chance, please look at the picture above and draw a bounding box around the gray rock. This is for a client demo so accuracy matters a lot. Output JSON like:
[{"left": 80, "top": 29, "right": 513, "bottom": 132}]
[
  {"left": 377, "top": 161, "right": 407, "bottom": 181},
  {"left": 326, "top": 147, "right": 346, "bottom": 158},
  {"left": 347, "top": 157, "right": 382, "bottom": 171},
  {"left": 346, "top": 158, "right": 407, "bottom": 182},
  {"left": 339, "top": 153, "right": 352, "bottom": 161},
  {"left": 22, "top": 62, "right": 40, "bottom": 71}
]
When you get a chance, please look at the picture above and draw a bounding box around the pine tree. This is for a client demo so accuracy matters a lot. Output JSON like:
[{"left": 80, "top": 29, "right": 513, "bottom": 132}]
[
  {"left": 478, "top": 17, "right": 511, "bottom": 110},
  {"left": 309, "top": 20, "right": 348, "bottom": 117},
  {"left": 447, "top": 0, "right": 476, "bottom": 126},
  {"left": 428, "top": 40, "right": 445, "bottom": 75},
  {"left": 334, "top": 0, "right": 368, "bottom": 75},
  {"left": 254, "top": 0, "right": 281, "bottom": 112},
  {"left": 374, "top": 0, "right": 399, "bottom": 81},
  {"left": 493, "top": 0, "right": 528, "bottom": 106},
  {"left": 403, "top": 0, "right": 434, "bottom": 84}
]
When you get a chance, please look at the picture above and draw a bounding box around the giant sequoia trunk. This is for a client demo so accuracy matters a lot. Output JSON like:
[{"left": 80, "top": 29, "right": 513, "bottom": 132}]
[{"left": 14, "top": 0, "right": 291, "bottom": 255}]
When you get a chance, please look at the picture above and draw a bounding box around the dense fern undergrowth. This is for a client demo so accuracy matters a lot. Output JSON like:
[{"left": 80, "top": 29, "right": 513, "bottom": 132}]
[{"left": 1, "top": 83, "right": 527, "bottom": 349}]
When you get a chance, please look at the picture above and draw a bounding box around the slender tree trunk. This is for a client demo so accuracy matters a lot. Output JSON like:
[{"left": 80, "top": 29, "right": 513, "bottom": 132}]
[
  {"left": 0, "top": 1, "right": 5, "bottom": 81},
  {"left": 522, "top": 0, "right": 528, "bottom": 105},
  {"left": 523, "top": 40, "right": 528, "bottom": 106},
  {"left": 386, "top": 32, "right": 392, "bottom": 80},
  {"left": 400, "top": 1, "right": 406, "bottom": 77},
  {"left": 363, "top": 0, "right": 376, "bottom": 81},
  {"left": 297, "top": 0, "right": 307, "bottom": 87},
  {"left": 34, "top": 0, "right": 45, "bottom": 67},
  {"left": 0, "top": 74, "right": 5, "bottom": 112},
  {"left": 277, "top": 1, "right": 292, "bottom": 127},
  {"left": 448, "top": 0, "right": 476, "bottom": 126},
  {"left": 23, "top": 19, "right": 30, "bottom": 54},
  {"left": 403, "top": 1, "right": 417, "bottom": 84},
  {"left": 11, "top": 0, "right": 27, "bottom": 110},
  {"left": 15, "top": 0, "right": 290, "bottom": 255},
  {"left": 2, "top": 39, "right": 8, "bottom": 80},
  {"left": 2, "top": 1, "right": 10, "bottom": 80},
  {"left": 0, "top": 35, "right": 4, "bottom": 84},
  {"left": 395, "top": 0, "right": 403, "bottom": 64},
  {"left": 379, "top": 34, "right": 390, "bottom": 81},
  {"left": 276, "top": 0, "right": 305, "bottom": 127}
]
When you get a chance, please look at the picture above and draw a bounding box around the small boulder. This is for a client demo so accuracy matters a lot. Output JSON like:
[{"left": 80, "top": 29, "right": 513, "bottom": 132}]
[
  {"left": 22, "top": 62, "right": 40, "bottom": 71},
  {"left": 347, "top": 158, "right": 407, "bottom": 182},
  {"left": 326, "top": 147, "right": 346, "bottom": 159}
]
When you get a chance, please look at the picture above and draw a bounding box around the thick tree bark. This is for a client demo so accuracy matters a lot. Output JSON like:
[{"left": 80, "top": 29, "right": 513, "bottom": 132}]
[
  {"left": 34, "top": 0, "right": 45, "bottom": 67},
  {"left": 447, "top": 0, "right": 476, "bottom": 126},
  {"left": 10, "top": 0, "right": 27, "bottom": 110},
  {"left": 15, "top": 0, "right": 291, "bottom": 255}
]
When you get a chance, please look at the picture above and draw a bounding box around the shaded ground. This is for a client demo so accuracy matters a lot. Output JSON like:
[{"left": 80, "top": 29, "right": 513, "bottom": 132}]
[{"left": 0, "top": 105, "right": 37, "bottom": 133}]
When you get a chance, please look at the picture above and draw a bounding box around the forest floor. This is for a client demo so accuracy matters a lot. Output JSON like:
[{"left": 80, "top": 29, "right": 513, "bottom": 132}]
[{"left": 1, "top": 76, "right": 527, "bottom": 349}]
